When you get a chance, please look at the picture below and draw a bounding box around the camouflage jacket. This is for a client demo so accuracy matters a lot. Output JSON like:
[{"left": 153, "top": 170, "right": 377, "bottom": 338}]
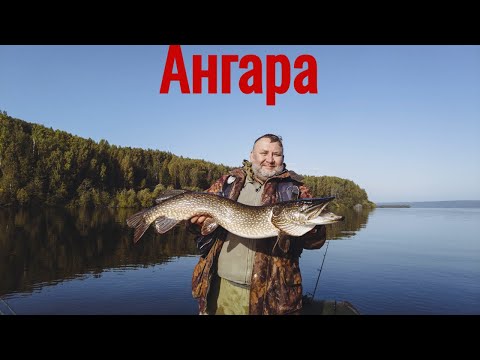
[{"left": 191, "top": 166, "right": 327, "bottom": 315}]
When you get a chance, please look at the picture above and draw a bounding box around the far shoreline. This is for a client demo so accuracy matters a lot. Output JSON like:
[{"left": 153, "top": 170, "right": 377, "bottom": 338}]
[{"left": 376, "top": 204, "right": 411, "bottom": 208}]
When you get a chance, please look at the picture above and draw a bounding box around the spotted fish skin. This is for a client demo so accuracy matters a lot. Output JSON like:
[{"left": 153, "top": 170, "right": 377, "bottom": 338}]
[{"left": 126, "top": 190, "right": 342, "bottom": 246}]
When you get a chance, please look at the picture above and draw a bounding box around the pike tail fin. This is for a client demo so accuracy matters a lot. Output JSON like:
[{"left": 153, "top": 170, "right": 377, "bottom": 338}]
[{"left": 126, "top": 209, "right": 151, "bottom": 244}]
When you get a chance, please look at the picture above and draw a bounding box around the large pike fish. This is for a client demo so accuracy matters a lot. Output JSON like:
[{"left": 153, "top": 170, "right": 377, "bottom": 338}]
[{"left": 126, "top": 190, "right": 344, "bottom": 252}]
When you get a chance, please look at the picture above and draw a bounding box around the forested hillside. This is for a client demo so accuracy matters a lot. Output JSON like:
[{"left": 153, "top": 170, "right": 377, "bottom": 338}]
[{"left": 0, "top": 112, "right": 375, "bottom": 210}]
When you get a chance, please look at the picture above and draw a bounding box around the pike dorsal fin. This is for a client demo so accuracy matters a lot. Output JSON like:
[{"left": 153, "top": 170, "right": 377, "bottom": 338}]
[
  {"left": 201, "top": 217, "right": 219, "bottom": 236},
  {"left": 273, "top": 231, "right": 291, "bottom": 253},
  {"left": 155, "top": 189, "right": 189, "bottom": 204},
  {"left": 154, "top": 216, "right": 181, "bottom": 234}
]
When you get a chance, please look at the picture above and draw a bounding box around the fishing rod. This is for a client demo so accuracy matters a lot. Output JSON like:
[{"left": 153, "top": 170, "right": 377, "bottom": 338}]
[
  {"left": 305, "top": 239, "right": 330, "bottom": 302},
  {"left": 0, "top": 297, "right": 16, "bottom": 315}
]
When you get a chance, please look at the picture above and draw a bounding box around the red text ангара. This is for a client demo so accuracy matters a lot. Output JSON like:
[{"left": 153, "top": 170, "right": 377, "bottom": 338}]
[{"left": 159, "top": 45, "right": 318, "bottom": 106}]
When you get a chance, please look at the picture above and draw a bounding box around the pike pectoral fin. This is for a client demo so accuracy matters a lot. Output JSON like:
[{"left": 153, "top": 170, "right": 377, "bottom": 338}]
[
  {"left": 273, "top": 231, "right": 291, "bottom": 253},
  {"left": 155, "top": 189, "right": 190, "bottom": 204},
  {"left": 154, "top": 216, "right": 181, "bottom": 234},
  {"left": 200, "top": 218, "right": 219, "bottom": 236},
  {"left": 272, "top": 218, "right": 316, "bottom": 237}
]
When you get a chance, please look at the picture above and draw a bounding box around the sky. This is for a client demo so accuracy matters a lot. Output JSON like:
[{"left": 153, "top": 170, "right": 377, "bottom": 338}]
[{"left": 0, "top": 45, "right": 479, "bottom": 202}]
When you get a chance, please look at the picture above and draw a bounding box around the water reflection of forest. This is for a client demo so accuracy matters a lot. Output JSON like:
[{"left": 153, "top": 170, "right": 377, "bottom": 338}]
[{"left": 0, "top": 207, "right": 372, "bottom": 296}]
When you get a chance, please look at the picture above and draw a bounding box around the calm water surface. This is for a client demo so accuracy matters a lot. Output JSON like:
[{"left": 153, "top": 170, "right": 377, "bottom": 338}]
[{"left": 1, "top": 207, "right": 479, "bottom": 315}]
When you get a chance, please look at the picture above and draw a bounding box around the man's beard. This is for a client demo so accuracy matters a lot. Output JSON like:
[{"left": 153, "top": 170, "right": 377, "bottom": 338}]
[{"left": 252, "top": 162, "right": 285, "bottom": 180}]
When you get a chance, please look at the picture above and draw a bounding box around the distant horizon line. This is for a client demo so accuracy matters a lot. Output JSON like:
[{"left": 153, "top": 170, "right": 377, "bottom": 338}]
[
  {"left": 375, "top": 200, "right": 480, "bottom": 204},
  {"left": 3, "top": 113, "right": 477, "bottom": 205}
]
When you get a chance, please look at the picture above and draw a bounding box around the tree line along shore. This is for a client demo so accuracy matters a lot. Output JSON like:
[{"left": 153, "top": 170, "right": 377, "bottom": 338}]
[{"left": 0, "top": 112, "right": 375, "bottom": 211}]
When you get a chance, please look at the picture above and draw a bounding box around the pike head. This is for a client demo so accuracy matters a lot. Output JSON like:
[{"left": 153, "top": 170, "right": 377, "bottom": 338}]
[{"left": 271, "top": 196, "right": 344, "bottom": 236}]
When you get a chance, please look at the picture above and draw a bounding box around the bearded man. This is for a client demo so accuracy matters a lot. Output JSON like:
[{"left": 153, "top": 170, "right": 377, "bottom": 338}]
[{"left": 189, "top": 134, "right": 327, "bottom": 315}]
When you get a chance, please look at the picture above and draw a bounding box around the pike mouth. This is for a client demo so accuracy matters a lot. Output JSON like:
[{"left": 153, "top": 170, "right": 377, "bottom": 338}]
[
  {"left": 307, "top": 212, "right": 345, "bottom": 225},
  {"left": 300, "top": 196, "right": 336, "bottom": 219}
]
